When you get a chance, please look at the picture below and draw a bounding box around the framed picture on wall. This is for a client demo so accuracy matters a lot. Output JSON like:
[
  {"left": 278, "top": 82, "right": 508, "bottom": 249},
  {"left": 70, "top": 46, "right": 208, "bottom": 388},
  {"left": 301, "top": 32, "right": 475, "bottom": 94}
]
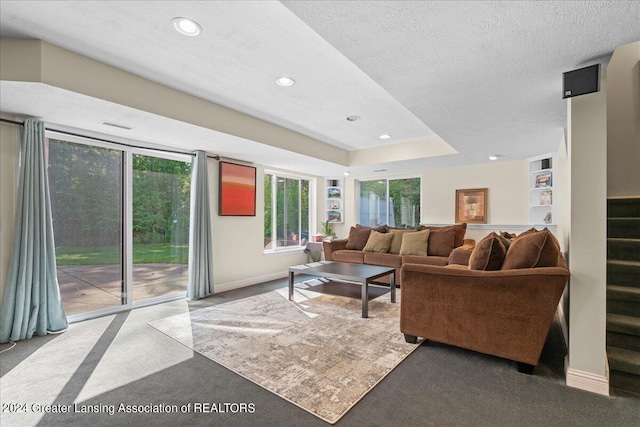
[
  {"left": 455, "top": 188, "right": 488, "bottom": 224},
  {"left": 219, "top": 161, "right": 257, "bottom": 216}
]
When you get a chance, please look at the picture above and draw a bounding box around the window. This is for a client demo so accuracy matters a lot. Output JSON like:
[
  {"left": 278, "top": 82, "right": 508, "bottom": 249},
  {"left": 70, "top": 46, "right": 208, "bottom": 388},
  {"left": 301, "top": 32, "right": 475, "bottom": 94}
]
[
  {"left": 358, "top": 177, "right": 421, "bottom": 228},
  {"left": 264, "top": 172, "right": 311, "bottom": 250}
]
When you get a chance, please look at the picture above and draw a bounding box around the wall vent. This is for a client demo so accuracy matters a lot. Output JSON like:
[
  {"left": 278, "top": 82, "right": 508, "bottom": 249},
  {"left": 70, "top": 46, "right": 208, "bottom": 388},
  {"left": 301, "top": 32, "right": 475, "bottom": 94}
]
[{"left": 102, "top": 121, "right": 132, "bottom": 130}]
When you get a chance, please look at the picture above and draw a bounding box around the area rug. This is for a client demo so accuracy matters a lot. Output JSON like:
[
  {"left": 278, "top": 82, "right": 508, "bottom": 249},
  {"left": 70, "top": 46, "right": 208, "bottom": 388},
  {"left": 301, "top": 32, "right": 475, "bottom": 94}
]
[{"left": 148, "top": 284, "right": 421, "bottom": 424}]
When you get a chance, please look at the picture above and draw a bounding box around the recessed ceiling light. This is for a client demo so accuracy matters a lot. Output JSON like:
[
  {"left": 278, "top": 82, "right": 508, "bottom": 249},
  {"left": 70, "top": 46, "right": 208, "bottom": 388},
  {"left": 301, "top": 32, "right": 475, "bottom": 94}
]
[
  {"left": 379, "top": 134, "right": 392, "bottom": 140},
  {"left": 346, "top": 115, "right": 361, "bottom": 121},
  {"left": 344, "top": 172, "right": 351, "bottom": 176},
  {"left": 172, "top": 17, "right": 202, "bottom": 36},
  {"left": 374, "top": 169, "right": 388, "bottom": 173},
  {"left": 276, "top": 77, "right": 295, "bottom": 87},
  {"left": 488, "top": 154, "right": 501, "bottom": 161}
]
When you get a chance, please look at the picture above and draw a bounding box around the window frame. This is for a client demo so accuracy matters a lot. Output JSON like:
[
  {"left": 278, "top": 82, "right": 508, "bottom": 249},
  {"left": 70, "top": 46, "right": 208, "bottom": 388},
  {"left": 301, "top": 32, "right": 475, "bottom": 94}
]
[{"left": 263, "top": 170, "right": 315, "bottom": 254}]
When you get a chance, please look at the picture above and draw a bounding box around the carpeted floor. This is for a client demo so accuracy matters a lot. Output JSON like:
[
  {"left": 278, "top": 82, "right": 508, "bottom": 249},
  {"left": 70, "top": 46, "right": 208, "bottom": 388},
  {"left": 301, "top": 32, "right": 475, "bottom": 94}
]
[{"left": 1, "top": 276, "right": 639, "bottom": 427}]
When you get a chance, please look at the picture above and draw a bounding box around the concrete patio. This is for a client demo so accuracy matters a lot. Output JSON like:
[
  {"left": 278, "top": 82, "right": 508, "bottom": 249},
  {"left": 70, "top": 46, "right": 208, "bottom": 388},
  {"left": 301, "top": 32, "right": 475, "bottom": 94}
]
[{"left": 58, "top": 263, "right": 188, "bottom": 315}]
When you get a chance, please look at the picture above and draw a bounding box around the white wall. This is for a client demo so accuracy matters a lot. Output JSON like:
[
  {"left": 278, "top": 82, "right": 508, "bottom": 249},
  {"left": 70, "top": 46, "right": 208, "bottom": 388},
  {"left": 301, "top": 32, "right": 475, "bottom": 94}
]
[
  {"left": 565, "top": 74, "right": 609, "bottom": 395},
  {"left": 338, "top": 160, "right": 531, "bottom": 242},
  {"left": 210, "top": 161, "right": 320, "bottom": 291},
  {"left": 0, "top": 117, "right": 19, "bottom": 305},
  {"left": 607, "top": 41, "right": 640, "bottom": 198}
]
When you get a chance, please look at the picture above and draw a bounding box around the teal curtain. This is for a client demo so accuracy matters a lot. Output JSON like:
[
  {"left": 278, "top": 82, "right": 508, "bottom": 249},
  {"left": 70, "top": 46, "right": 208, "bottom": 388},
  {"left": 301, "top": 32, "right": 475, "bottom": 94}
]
[
  {"left": 187, "top": 151, "right": 213, "bottom": 299},
  {"left": 1, "top": 120, "right": 68, "bottom": 343}
]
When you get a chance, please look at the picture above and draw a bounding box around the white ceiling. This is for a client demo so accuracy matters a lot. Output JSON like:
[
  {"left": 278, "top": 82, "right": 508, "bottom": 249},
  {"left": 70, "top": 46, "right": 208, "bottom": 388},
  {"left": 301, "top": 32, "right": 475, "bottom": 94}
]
[{"left": 1, "top": 1, "right": 639, "bottom": 176}]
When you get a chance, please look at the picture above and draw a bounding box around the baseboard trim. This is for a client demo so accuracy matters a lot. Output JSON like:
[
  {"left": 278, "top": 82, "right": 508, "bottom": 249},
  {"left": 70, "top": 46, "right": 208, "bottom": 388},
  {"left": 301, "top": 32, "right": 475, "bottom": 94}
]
[
  {"left": 214, "top": 271, "right": 288, "bottom": 294},
  {"left": 565, "top": 356, "right": 610, "bottom": 396}
]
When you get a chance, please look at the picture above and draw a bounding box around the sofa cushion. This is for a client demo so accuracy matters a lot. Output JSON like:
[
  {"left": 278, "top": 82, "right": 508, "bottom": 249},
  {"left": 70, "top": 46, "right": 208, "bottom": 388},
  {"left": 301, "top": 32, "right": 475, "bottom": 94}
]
[
  {"left": 356, "top": 223, "right": 388, "bottom": 233},
  {"left": 332, "top": 250, "right": 365, "bottom": 264},
  {"left": 345, "top": 226, "right": 372, "bottom": 250},
  {"left": 468, "top": 232, "right": 507, "bottom": 271},
  {"left": 399, "top": 229, "right": 430, "bottom": 256},
  {"left": 501, "top": 229, "right": 560, "bottom": 270},
  {"left": 388, "top": 229, "right": 414, "bottom": 254},
  {"left": 497, "top": 232, "right": 514, "bottom": 250},
  {"left": 364, "top": 252, "right": 403, "bottom": 268},
  {"left": 421, "top": 223, "right": 467, "bottom": 248},
  {"left": 402, "top": 255, "right": 449, "bottom": 266},
  {"left": 427, "top": 227, "right": 456, "bottom": 257},
  {"left": 447, "top": 246, "right": 473, "bottom": 266},
  {"left": 363, "top": 230, "right": 394, "bottom": 253}
]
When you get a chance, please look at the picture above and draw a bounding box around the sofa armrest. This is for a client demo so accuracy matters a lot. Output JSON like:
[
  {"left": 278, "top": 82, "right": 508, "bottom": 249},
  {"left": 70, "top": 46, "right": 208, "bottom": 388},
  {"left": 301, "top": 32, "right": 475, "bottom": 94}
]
[
  {"left": 400, "top": 263, "right": 569, "bottom": 366},
  {"left": 323, "top": 239, "right": 348, "bottom": 261}
]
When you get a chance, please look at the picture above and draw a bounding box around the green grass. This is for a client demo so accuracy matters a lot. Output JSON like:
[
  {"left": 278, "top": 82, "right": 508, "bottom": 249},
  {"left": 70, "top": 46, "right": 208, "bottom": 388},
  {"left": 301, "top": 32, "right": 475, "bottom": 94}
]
[{"left": 56, "top": 244, "right": 189, "bottom": 265}]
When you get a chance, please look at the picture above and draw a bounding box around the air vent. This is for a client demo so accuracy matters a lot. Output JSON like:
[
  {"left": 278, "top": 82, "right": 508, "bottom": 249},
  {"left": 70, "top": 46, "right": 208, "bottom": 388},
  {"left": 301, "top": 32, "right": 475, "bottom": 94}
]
[{"left": 102, "top": 121, "right": 132, "bottom": 130}]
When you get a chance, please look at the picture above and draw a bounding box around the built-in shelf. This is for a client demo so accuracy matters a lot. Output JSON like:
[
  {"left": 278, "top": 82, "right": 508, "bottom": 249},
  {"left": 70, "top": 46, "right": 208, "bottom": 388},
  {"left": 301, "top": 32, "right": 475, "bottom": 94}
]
[
  {"left": 325, "top": 178, "right": 344, "bottom": 223},
  {"left": 528, "top": 154, "right": 555, "bottom": 225}
]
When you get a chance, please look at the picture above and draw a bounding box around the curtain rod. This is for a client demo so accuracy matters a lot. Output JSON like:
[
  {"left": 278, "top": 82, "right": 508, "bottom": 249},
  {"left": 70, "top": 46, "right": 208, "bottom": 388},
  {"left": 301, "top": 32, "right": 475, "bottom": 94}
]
[{"left": 0, "top": 117, "right": 221, "bottom": 161}]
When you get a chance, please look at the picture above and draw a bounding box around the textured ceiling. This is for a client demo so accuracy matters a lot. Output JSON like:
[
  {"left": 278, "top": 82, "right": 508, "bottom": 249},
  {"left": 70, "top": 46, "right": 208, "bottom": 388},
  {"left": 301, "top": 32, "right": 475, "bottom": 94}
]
[{"left": 1, "top": 1, "right": 639, "bottom": 175}]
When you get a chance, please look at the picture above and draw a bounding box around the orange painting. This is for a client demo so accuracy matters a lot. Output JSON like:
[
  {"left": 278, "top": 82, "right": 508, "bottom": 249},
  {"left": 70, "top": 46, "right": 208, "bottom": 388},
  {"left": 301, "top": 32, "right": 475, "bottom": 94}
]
[{"left": 219, "top": 162, "right": 256, "bottom": 216}]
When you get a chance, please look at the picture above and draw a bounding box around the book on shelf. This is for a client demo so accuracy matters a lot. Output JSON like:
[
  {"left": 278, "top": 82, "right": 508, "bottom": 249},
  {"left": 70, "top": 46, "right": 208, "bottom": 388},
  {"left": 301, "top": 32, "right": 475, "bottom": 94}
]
[
  {"left": 534, "top": 172, "right": 552, "bottom": 188},
  {"left": 539, "top": 190, "right": 552, "bottom": 205}
]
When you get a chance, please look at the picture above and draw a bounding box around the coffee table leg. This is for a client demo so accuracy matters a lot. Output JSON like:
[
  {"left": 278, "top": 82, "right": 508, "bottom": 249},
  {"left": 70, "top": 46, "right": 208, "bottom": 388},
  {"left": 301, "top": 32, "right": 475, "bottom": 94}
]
[
  {"left": 289, "top": 271, "right": 294, "bottom": 300},
  {"left": 391, "top": 270, "right": 396, "bottom": 303},
  {"left": 361, "top": 279, "right": 368, "bottom": 318}
]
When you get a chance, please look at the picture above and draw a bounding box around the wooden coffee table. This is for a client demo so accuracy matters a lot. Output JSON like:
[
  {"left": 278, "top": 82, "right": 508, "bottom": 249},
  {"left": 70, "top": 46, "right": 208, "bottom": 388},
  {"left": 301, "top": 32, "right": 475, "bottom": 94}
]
[{"left": 288, "top": 261, "right": 396, "bottom": 318}]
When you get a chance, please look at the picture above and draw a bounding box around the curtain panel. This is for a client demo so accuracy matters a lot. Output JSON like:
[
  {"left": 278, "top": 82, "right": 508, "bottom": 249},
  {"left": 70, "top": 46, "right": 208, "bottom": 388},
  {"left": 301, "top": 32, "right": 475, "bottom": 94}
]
[
  {"left": 1, "top": 120, "right": 67, "bottom": 343},
  {"left": 187, "top": 151, "right": 214, "bottom": 299}
]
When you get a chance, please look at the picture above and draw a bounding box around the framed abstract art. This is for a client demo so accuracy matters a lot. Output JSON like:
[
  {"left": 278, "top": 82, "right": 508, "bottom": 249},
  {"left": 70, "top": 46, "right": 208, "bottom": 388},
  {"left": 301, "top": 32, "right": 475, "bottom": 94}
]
[{"left": 219, "top": 162, "right": 257, "bottom": 216}]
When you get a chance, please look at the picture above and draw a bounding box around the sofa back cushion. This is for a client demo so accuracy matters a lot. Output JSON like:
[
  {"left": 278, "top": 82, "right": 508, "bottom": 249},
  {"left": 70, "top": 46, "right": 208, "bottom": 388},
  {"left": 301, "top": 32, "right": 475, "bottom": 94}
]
[
  {"left": 420, "top": 223, "right": 467, "bottom": 248},
  {"left": 345, "top": 226, "right": 372, "bottom": 250},
  {"left": 362, "top": 230, "right": 394, "bottom": 253},
  {"left": 468, "top": 232, "right": 507, "bottom": 271},
  {"left": 501, "top": 228, "right": 560, "bottom": 270},
  {"left": 399, "top": 229, "right": 430, "bottom": 256},
  {"left": 427, "top": 227, "right": 456, "bottom": 257}
]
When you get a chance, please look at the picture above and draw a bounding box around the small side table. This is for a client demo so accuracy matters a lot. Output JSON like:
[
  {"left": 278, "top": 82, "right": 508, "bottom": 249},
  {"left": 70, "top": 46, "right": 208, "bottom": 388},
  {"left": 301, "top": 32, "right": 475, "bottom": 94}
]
[{"left": 304, "top": 241, "right": 323, "bottom": 262}]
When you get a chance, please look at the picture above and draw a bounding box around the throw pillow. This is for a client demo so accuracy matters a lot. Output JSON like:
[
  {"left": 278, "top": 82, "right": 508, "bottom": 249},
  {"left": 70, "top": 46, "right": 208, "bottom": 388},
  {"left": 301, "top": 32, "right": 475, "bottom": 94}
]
[
  {"left": 427, "top": 227, "right": 456, "bottom": 257},
  {"left": 497, "top": 231, "right": 514, "bottom": 250},
  {"left": 420, "top": 223, "right": 467, "bottom": 248},
  {"left": 357, "top": 223, "right": 388, "bottom": 233},
  {"left": 501, "top": 229, "right": 560, "bottom": 270},
  {"left": 345, "top": 226, "right": 372, "bottom": 250},
  {"left": 388, "top": 229, "right": 415, "bottom": 254},
  {"left": 399, "top": 229, "right": 430, "bottom": 256},
  {"left": 362, "top": 230, "right": 394, "bottom": 253},
  {"left": 468, "top": 232, "right": 507, "bottom": 271}
]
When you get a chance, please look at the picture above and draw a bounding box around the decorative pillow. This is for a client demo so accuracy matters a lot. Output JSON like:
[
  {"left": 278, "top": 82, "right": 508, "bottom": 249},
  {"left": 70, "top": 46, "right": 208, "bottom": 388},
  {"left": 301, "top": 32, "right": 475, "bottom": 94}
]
[
  {"left": 362, "top": 230, "right": 394, "bottom": 253},
  {"left": 501, "top": 229, "right": 560, "bottom": 270},
  {"left": 399, "top": 229, "right": 430, "bottom": 256},
  {"left": 427, "top": 227, "right": 456, "bottom": 257},
  {"left": 497, "top": 231, "right": 514, "bottom": 250},
  {"left": 345, "top": 226, "right": 372, "bottom": 250},
  {"left": 357, "top": 223, "right": 388, "bottom": 233},
  {"left": 468, "top": 232, "right": 507, "bottom": 271},
  {"left": 420, "top": 223, "right": 467, "bottom": 248},
  {"left": 388, "top": 229, "right": 415, "bottom": 254}
]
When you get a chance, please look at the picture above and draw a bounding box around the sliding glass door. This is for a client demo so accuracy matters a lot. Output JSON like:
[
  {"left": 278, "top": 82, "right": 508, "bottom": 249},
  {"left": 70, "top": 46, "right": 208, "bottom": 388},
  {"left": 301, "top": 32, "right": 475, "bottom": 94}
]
[
  {"left": 48, "top": 138, "right": 125, "bottom": 315},
  {"left": 47, "top": 133, "right": 192, "bottom": 319},
  {"left": 132, "top": 154, "right": 190, "bottom": 302}
]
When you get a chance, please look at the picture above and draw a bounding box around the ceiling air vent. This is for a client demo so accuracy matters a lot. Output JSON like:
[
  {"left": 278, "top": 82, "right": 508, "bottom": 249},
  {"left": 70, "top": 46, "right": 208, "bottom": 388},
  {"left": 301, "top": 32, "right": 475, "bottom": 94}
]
[{"left": 102, "top": 121, "right": 133, "bottom": 130}]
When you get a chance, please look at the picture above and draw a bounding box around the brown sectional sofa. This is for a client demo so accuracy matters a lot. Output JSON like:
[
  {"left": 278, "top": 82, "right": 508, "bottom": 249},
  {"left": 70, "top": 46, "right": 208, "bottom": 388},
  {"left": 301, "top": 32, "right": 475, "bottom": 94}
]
[
  {"left": 322, "top": 223, "right": 474, "bottom": 285},
  {"left": 400, "top": 228, "right": 570, "bottom": 373}
]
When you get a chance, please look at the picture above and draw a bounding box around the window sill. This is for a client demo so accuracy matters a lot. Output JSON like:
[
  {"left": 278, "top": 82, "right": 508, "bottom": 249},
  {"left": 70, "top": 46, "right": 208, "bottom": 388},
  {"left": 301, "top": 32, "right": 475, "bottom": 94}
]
[{"left": 264, "top": 247, "right": 306, "bottom": 257}]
